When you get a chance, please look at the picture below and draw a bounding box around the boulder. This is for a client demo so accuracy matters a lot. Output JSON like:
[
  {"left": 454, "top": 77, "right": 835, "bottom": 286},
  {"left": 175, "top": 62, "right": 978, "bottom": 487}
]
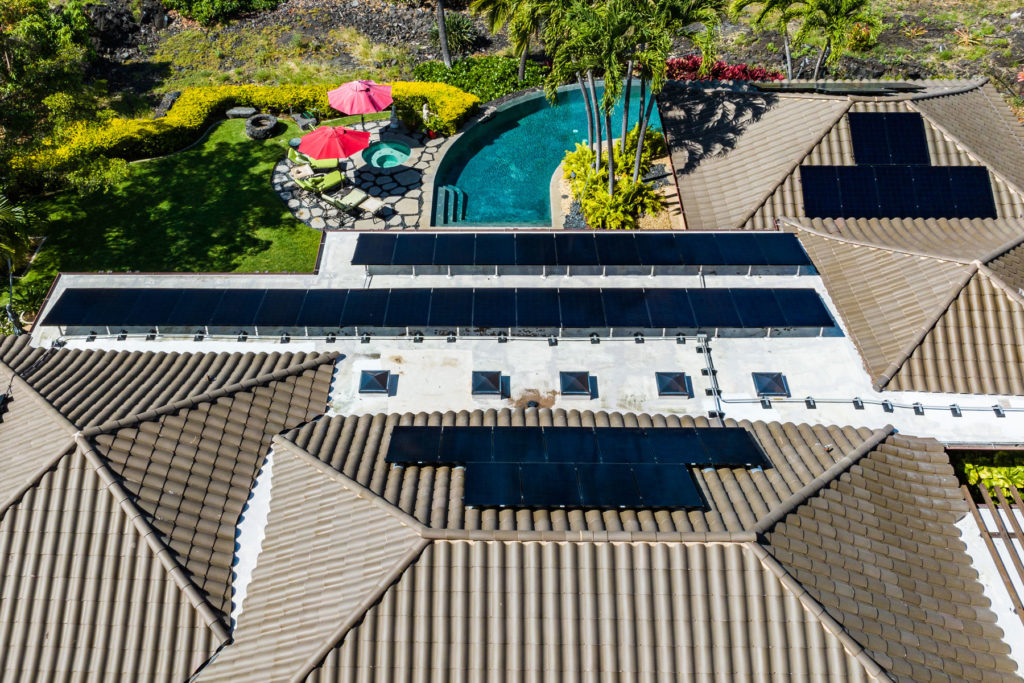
[{"left": 228, "top": 106, "right": 258, "bottom": 119}]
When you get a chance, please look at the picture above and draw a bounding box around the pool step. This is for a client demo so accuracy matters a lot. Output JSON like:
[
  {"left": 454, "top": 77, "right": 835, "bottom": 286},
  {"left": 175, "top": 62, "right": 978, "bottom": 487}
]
[{"left": 437, "top": 185, "right": 468, "bottom": 225}]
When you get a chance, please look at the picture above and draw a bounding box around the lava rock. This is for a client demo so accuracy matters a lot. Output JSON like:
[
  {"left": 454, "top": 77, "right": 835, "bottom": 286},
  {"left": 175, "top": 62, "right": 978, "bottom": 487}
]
[
  {"left": 564, "top": 200, "right": 587, "bottom": 230},
  {"left": 246, "top": 114, "right": 278, "bottom": 139},
  {"left": 154, "top": 91, "right": 182, "bottom": 119},
  {"left": 228, "top": 106, "right": 258, "bottom": 119}
]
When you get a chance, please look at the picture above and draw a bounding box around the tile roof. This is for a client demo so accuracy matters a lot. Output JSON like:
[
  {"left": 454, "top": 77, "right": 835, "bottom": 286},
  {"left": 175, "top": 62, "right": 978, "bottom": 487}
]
[
  {"left": 192, "top": 413, "right": 1017, "bottom": 682},
  {"left": 280, "top": 409, "right": 880, "bottom": 534},
  {"left": 987, "top": 240, "right": 1024, "bottom": 294},
  {"left": 767, "top": 433, "right": 1019, "bottom": 682},
  {"left": 0, "top": 337, "right": 339, "bottom": 679},
  {"left": 784, "top": 219, "right": 1024, "bottom": 394}
]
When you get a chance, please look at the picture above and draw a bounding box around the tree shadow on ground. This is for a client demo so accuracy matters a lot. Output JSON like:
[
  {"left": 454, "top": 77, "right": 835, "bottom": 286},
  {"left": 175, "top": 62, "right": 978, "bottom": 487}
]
[
  {"left": 34, "top": 120, "right": 320, "bottom": 280},
  {"left": 658, "top": 83, "right": 777, "bottom": 175}
]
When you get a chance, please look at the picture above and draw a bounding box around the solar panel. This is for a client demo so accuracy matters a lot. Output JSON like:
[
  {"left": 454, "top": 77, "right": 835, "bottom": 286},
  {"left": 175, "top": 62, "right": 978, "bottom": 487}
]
[
  {"left": 516, "top": 288, "right": 560, "bottom": 327},
  {"left": 695, "top": 429, "right": 769, "bottom": 467},
  {"left": 755, "top": 234, "right": 812, "bottom": 266},
  {"left": 514, "top": 234, "right": 556, "bottom": 265},
  {"left": 772, "top": 289, "right": 835, "bottom": 328},
  {"left": 949, "top": 166, "right": 997, "bottom": 218},
  {"left": 689, "top": 289, "right": 741, "bottom": 328},
  {"left": 351, "top": 234, "right": 397, "bottom": 265},
  {"left": 558, "top": 289, "right": 605, "bottom": 328},
  {"left": 800, "top": 166, "right": 840, "bottom": 218},
  {"left": 594, "top": 233, "right": 640, "bottom": 265},
  {"left": 677, "top": 234, "right": 722, "bottom": 266},
  {"left": 463, "top": 462, "right": 523, "bottom": 506},
  {"left": 123, "top": 289, "right": 181, "bottom": 327},
  {"left": 342, "top": 289, "right": 390, "bottom": 327},
  {"left": 543, "top": 427, "right": 600, "bottom": 463},
  {"left": 475, "top": 234, "right": 516, "bottom": 265},
  {"left": 433, "top": 234, "right": 474, "bottom": 265},
  {"left": 633, "top": 464, "right": 703, "bottom": 508},
  {"left": 714, "top": 234, "right": 767, "bottom": 266},
  {"left": 383, "top": 288, "right": 431, "bottom": 327},
  {"left": 428, "top": 289, "right": 473, "bottom": 326},
  {"left": 438, "top": 425, "right": 493, "bottom": 462},
  {"left": 166, "top": 289, "right": 224, "bottom": 327},
  {"left": 210, "top": 289, "right": 265, "bottom": 327},
  {"left": 392, "top": 234, "right": 435, "bottom": 265},
  {"left": 635, "top": 233, "right": 682, "bottom": 265},
  {"left": 295, "top": 289, "right": 346, "bottom": 327},
  {"left": 601, "top": 289, "right": 652, "bottom": 328},
  {"left": 645, "top": 289, "right": 696, "bottom": 328},
  {"left": 733, "top": 288, "right": 785, "bottom": 328},
  {"left": 848, "top": 112, "right": 930, "bottom": 165},
  {"left": 472, "top": 288, "right": 516, "bottom": 328},
  {"left": 385, "top": 425, "right": 442, "bottom": 462},
  {"left": 554, "top": 234, "right": 599, "bottom": 265},
  {"left": 520, "top": 463, "right": 582, "bottom": 506},
  {"left": 578, "top": 463, "right": 643, "bottom": 507},
  {"left": 492, "top": 427, "right": 545, "bottom": 463},
  {"left": 253, "top": 289, "right": 306, "bottom": 327},
  {"left": 641, "top": 428, "right": 706, "bottom": 465},
  {"left": 594, "top": 428, "right": 651, "bottom": 464}
]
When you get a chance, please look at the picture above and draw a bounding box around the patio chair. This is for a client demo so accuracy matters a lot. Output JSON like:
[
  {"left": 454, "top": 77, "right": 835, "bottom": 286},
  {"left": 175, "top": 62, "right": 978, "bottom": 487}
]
[
  {"left": 314, "top": 170, "right": 344, "bottom": 193},
  {"left": 309, "top": 157, "right": 340, "bottom": 171},
  {"left": 287, "top": 147, "right": 311, "bottom": 165},
  {"left": 294, "top": 174, "right": 321, "bottom": 192},
  {"left": 323, "top": 188, "right": 367, "bottom": 213},
  {"left": 357, "top": 196, "right": 387, "bottom": 224}
]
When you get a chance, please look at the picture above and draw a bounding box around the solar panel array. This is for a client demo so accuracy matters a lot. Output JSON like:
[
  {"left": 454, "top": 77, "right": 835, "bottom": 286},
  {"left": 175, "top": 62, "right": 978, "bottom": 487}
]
[
  {"left": 801, "top": 112, "right": 998, "bottom": 219},
  {"left": 42, "top": 287, "right": 837, "bottom": 333},
  {"left": 385, "top": 425, "right": 770, "bottom": 508},
  {"left": 801, "top": 166, "right": 997, "bottom": 219},
  {"left": 350, "top": 232, "right": 812, "bottom": 267}
]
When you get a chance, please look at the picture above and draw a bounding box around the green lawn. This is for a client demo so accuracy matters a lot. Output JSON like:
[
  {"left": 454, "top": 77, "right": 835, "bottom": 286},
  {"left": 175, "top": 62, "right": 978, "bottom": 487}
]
[{"left": 29, "top": 118, "right": 323, "bottom": 288}]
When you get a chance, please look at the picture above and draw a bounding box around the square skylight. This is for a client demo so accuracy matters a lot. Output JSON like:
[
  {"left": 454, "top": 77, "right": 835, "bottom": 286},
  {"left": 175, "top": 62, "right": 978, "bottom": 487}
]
[
  {"left": 560, "top": 371, "right": 591, "bottom": 396},
  {"left": 752, "top": 372, "right": 790, "bottom": 397},
  {"left": 359, "top": 370, "right": 390, "bottom": 394},
  {"left": 656, "top": 372, "right": 691, "bottom": 397},
  {"left": 472, "top": 371, "right": 502, "bottom": 395}
]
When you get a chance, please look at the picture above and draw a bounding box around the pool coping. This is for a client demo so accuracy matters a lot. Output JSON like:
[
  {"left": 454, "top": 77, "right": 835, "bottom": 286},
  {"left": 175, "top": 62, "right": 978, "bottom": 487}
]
[{"left": 420, "top": 82, "right": 587, "bottom": 231}]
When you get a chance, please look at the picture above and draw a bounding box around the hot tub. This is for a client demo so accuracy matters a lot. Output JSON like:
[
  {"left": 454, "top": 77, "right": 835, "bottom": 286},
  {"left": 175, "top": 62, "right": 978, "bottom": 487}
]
[{"left": 363, "top": 140, "right": 411, "bottom": 169}]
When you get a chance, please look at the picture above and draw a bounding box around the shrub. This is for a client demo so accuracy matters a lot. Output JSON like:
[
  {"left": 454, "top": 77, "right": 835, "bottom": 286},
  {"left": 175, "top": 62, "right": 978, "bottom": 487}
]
[
  {"left": 413, "top": 56, "right": 548, "bottom": 103},
  {"left": 391, "top": 81, "right": 480, "bottom": 136},
  {"left": 163, "top": 0, "right": 280, "bottom": 26},
  {"left": 666, "top": 56, "right": 784, "bottom": 81},
  {"left": 10, "top": 82, "right": 478, "bottom": 189},
  {"left": 429, "top": 13, "right": 478, "bottom": 56}
]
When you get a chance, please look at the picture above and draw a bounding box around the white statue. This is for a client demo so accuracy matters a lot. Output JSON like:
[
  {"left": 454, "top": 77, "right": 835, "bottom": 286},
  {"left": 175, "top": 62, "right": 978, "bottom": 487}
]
[{"left": 421, "top": 103, "right": 431, "bottom": 124}]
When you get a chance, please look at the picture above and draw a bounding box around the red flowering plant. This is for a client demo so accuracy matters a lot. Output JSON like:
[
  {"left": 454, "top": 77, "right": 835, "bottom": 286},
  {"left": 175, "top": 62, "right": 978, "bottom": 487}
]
[{"left": 666, "top": 55, "right": 785, "bottom": 82}]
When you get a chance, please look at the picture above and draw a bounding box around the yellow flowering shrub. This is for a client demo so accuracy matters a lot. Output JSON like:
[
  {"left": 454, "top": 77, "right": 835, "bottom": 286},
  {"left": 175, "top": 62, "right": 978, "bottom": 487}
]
[{"left": 388, "top": 81, "right": 480, "bottom": 136}]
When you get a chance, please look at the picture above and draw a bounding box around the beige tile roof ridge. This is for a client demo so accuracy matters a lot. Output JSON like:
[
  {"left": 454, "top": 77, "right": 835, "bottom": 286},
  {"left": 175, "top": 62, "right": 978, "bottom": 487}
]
[
  {"left": 80, "top": 350, "right": 339, "bottom": 438},
  {"left": 872, "top": 266, "right": 979, "bottom": 391},
  {"left": 909, "top": 91, "right": 1024, "bottom": 196},
  {"left": 747, "top": 542, "right": 893, "bottom": 681},
  {"left": 418, "top": 527, "right": 758, "bottom": 543},
  {"left": 905, "top": 77, "right": 988, "bottom": 100},
  {"left": 977, "top": 262, "right": 1024, "bottom": 307},
  {"left": 750, "top": 425, "right": 893, "bottom": 536},
  {"left": 779, "top": 216, "right": 977, "bottom": 264},
  {"left": 981, "top": 230, "right": 1024, "bottom": 266},
  {"left": 72, "top": 433, "right": 233, "bottom": 645},
  {"left": 735, "top": 102, "right": 852, "bottom": 229}
]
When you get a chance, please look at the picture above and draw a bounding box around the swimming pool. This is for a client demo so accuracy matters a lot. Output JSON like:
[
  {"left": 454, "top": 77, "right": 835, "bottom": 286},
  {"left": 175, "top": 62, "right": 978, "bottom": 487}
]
[{"left": 432, "top": 82, "right": 662, "bottom": 226}]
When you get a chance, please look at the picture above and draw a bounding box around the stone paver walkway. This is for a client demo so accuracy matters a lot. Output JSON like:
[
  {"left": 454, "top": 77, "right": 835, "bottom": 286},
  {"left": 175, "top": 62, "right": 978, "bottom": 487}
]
[{"left": 271, "top": 120, "right": 445, "bottom": 230}]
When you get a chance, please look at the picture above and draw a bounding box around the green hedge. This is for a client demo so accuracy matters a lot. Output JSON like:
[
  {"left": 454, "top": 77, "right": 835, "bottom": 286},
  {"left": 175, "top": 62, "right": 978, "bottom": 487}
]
[
  {"left": 413, "top": 56, "right": 548, "bottom": 104},
  {"left": 11, "top": 82, "right": 479, "bottom": 189}
]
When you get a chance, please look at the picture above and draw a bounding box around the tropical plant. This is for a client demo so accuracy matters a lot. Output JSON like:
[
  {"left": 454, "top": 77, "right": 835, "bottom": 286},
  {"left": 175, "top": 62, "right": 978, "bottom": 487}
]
[
  {"left": 666, "top": 56, "right": 784, "bottom": 80},
  {"left": 729, "top": 0, "right": 800, "bottom": 77},
  {"left": 0, "top": 192, "right": 33, "bottom": 267},
  {"left": 162, "top": 0, "right": 279, "bottom": 25},
  {"left": 470, "top": 0, "right": 546, "bottom": 81},
  {"left": 413, "top": 56, "right": 548, "bottom": 103},
  {"left": 792, "top": 0, "right": 881, "bottom": 80},
  {"left": 429, "top": 13, "right": 478, "bottom": 57}
]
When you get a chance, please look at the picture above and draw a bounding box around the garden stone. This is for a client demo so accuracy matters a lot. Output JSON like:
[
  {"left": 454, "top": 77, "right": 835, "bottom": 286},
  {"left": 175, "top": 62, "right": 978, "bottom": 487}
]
[
  {"left": 311, "top": 207, "right": 324, "bottom": 217},
  {"left": 369, "top": 187, "right": 381, "bottom": 196},
  {"left": 310, "top": 217, "right": 326, "bottom": 230},
  {"left": 405, "top": 189, "right": 422, "bottom": 200},
  {"left": 287, "top": 199, "right": 301, "bottom": 209},
  {"left": 227, "top": 106, "right": 257, "bottom": 119},
  {"left": 394, "top": 170, "right": 420, "bottom": 186},
  {"left": 394, "top": 198, "right": 419, "bottom": 214},
  {"left": 296, "top": 208, "right": 311, "bottom": 221},
  {"left": 380, "top": 181, "right": 397, "bottom": 191}
]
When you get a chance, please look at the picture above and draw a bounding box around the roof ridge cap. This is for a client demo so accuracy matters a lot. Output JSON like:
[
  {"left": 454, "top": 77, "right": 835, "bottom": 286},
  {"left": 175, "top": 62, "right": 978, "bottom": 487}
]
[
  {"left": 750, "top": 426, "right": 893, "bottom": 536},
  {"left": 272, "top": 435, "right": 429, "bottom": 534},
  {"left": 81, "top": 351, "right": 339, "bottom": 437},
  {"left": 980, "top": 229, "right": 1024, "bottom": 265},
  {"left": 976, "top": 262, "right": 1024, "bottom": 306},
  {"left": 735, "top": 100, "right": 853, "bottom": 229},
  {"left": 872, "top": 265, "right": 979, "bottom": 391},
  {"left": 906, "top": 77, "right": 987, "bottom": 101},
  {"left": 418, "top": 528, "right": 758, "bottom": 543},
  {"left": 779, "top": 217, "right": 975, "bottom": 263},
  {"left": 73, "top": 433, "right": 232, "bottom": 645},
  {"left": 908, "top": 89, "right": 1024, "bottom": 197},
  {"left": 746, "top": 542, "right": 894, "bottom": 681}
]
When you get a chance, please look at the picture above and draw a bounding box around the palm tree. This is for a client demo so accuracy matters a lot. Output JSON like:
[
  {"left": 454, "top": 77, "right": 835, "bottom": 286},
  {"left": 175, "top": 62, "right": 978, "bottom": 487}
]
[
  {"left": 470, "top": 0, "right": 546, "bottom": 81},
  {"left": 793, "top": 0, "right": 878, "bottom": 80},
  {"left": 0, "top": 193, "right": 32, "bottom": 267},
  {"left": 437, "top": 0, "right": 453, "bottom": 68},
  {"left": 730, "top": 0, "right": 800, "bottom": 78}
]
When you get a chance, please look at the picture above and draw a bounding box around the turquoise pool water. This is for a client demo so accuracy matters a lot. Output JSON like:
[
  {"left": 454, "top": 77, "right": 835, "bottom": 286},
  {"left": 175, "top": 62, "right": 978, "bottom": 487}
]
[
  {"left": 363, "top": 140, "right": 411, "bottom": 168},
  {"left": 433, "top": 83, "right": 662, "bottom": 226}
]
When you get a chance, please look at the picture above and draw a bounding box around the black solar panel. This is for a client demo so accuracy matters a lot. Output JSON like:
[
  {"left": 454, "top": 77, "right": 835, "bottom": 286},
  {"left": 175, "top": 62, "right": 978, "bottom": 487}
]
[
  {"left": 463, "top": 462, "right": 523, "bottom": 506},
  {"left": 42, "top": 287, "right": 835, "bottom": 332},
  {"left": 438, "top": 426, "right": 493, "bottom": 461},
  {"left": 633, "top": 464, "right": 703, "bottom": 508},
  {"left": 492, "top": 427, "right": 545, "bottom": 463},
  {"left": 848, "top": 112, "right": 930, "bottom": 166},
  {"left": 543, "top": 428, "right": 600, "bottom": 463},
  {"left": 520, "top": 463, "right": 582, "bottom": 506},
  {"left": 578, "top": 463, "right": 643, "bottom": 507},
  {"left": 385, "top": 426, "right": 442, "bottom": 463},
  {"left": 800, "top": 165, "right": 997, "bottom": 219},
  {"left": 351, "top": 233, "right": 812, "bottom": 267}
]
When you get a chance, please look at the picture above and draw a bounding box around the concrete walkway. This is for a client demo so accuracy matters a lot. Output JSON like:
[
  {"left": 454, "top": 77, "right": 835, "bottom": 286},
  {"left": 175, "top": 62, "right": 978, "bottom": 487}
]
[{"left": 271, "top": 120, "right": 445, "bottom": 230}]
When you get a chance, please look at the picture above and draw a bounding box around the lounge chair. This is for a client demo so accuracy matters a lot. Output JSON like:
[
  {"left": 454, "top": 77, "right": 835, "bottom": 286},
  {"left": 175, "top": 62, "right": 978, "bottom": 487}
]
[
  {"left": 287, "top": 147, "right": 311, "bottom": 165},
  {"left": 309, "top": 157, "right": 340, "bottom": 171},
  {"left": 294, "top": 175, "right": 321, "bottom": 192},
  {"left": 323, "top": 188, "right": 367, "bottom": 212},
  {"left": 314, "top": 170, "right": 344, "bottom": 193}
]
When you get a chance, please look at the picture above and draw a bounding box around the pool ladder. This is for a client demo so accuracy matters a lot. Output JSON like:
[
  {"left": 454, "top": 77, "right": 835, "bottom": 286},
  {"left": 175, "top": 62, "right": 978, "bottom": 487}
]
[{"left": 436, "top": 185, "right": 468, "bottom": 225}]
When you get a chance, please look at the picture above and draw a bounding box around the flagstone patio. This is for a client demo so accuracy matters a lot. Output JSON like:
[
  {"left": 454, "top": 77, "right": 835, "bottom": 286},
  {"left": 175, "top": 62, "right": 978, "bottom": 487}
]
[{"left": 271, "top": 120, "right": 444, "bottom": 230}]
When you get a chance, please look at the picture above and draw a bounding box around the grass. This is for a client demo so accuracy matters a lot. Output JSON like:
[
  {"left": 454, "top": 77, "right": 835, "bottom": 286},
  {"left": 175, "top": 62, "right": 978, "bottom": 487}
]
[{"left": 26, "top": 119, "right": 323, "bottom": 290}]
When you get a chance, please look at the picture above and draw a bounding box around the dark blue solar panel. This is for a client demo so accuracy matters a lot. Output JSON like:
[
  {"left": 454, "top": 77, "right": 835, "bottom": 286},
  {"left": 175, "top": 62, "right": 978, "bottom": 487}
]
[
  {"left": 771, "top": 289, "right": 834, "bottom": 328},
  {"left": 689, "top": 289, "right": 741, "bottom": 328},
  {"left": 578, "top": 463, "right": 642, "bottom": 507},
  {"left": 515, "top": 234, "right": 556, "bottom": 265},
  {"left": 428, "top": 289, "right": 473, "bottom": 326},
  {"left": 696, "top": 428, "right": 768, "bottom": 467},
  {"left": 516, "top": 288, "right": 560, "bottom": 327},
  {"left": 554, "top": 234, "right": 599, "bottom": 265},
  {"left": 209, "top": 290, "right": 265, "bottom": 327},
  {"left": 600, "top": 289, "right": 652, "bottom": 328},
  {"left": 677, "top": 234, "right": 722, "bottom": 266},
  {"left": 166, "top": 289, "right": 224, "bottom": 326},
  {"left": 636, "top": 233, "right": 682, "bottom": 265},
  {"left": 385, "top": 426, "right": 443, "bottom": 464},
  {"left": 254, "top": 289, "right": 306, "bottom": 327},
  {"left": 81, "top": 289, "right": 141, "bottom": 327},
  {"left": 800, "top": 166, "right": 841, "bottom": 218},
  {"left": 392, "top": 234, "right": 435, "bottom": 266},
  {"left": 351, "top": 234, "right": 397, "bottom": 265},
  {"left": 645, "top": 289, "right": 696, "bottom": 328},
  {"left": 472, "top": 288, "right": 515, "bottom": 327},
  {"left": 949, "top": 166, "right": 997, "bottom": 218},
  {"left": 40, "top": 288, "right": 90, "bottom": 325},
  {"left": 383, "top": 289, "right": 431, "bottom": 326},
  {"left": 641, "top": 428, "right": 706, "bottom": 465},
  {"left": 475, "top": 234, "right": 516, "bottom": 265},
  {"left": 543, "top": 428, "right": 600, "bottom": 464},
  {"left": 633, "top": 464, "right": 703, "bottom": 508},
  {"left": 296, "top": 289, "right": 347, "bottom": 327},
  {"left": 734, "top": 288, "right": 785, "bottom": 328},
  {"left": 714, "top": 235, "right": 768, "bottom": 266},
  {"left": 463, "top": 462, "right": 523, "bottom": 506},
  {"left": 558, "top": 289, "right": 605, "bottom": 328},
  {"left": 341, "top": 289, "right": 390, "bottom": 326},
  {"left": 594, "top": 428, "right": 651, "bottom": 464},
  {"left": 438, "top": 426, "right": 493, "bottom": 463},
  {"left": 837, "top": 166, "right": 879, "bottom": 216},
  {"left": 756, "top": 234, "right": 812, "bottom": 266},
  {"left": 492, "top": 427, "right": 545, "bottom": 463},
  {"left": 432, "top": 234, "right": 474, "bottom": 265},
  {"left": 520, "top": 463, "right": 582, "bottom": 506},
  {"left": 123, "top": 289, "right": 182, "bottom": 327},
  {"left": 594, "top": 234, "right": 640, "bottom": 265},
  {"left": 873, "top": 165, "right": 915, "bottom": 217},
  {"left": 848, "top": 112, "right": 929, "bottom": 165}
]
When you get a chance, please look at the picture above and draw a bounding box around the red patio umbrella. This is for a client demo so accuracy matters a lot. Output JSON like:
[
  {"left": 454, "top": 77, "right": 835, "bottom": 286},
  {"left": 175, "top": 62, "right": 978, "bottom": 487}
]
[
  {"left": 297, "top": 125, "right": 371, "bottom": 160},
  {"left": 328, "top": 80, "right": 394, "bottom": 128}
]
